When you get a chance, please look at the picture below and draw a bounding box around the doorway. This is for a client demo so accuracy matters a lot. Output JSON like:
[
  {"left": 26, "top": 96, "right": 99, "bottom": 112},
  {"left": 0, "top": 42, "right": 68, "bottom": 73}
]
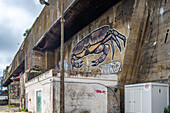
[{"left": 36, "top": 90, "right": 42, "bottom": 113}]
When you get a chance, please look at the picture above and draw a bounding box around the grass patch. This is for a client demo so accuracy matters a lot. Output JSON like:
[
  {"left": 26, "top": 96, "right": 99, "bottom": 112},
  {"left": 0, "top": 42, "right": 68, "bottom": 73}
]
[{"left": 7, "top": 105, "right": 18, "bottom": 108}]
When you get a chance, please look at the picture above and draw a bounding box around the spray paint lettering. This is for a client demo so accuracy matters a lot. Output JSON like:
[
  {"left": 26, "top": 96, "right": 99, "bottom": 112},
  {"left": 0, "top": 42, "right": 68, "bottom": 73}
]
[
  {"left": 95, "top": 89, "right": 106, "bottom": 94},
  {"left": 99, "top": 61, "right": 121, "bottom": 74},
  {"left": 69, "top": 91, "right": 95, "bottom": 99},
  {"left": 164, "top": 29, "right": 169, "bottom": 43}
]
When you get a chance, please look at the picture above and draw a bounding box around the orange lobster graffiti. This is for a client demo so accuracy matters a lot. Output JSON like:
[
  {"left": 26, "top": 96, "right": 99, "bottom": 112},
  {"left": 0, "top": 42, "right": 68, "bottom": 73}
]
[{"left": 70, "top": 25, "right": 126, "bottom": 68}]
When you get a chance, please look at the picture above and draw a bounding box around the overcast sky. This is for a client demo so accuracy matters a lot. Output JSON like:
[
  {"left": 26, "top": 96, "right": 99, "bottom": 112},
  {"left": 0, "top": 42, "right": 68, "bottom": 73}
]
[{"left": 0, "top": 0, "right": 44, "bottom": 76}]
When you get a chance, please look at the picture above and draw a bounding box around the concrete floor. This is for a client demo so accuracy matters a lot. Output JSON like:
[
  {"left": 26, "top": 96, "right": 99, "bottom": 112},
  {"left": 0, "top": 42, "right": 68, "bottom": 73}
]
[{"left": 0, "top": 105, "right": 19, "bottom": 112}]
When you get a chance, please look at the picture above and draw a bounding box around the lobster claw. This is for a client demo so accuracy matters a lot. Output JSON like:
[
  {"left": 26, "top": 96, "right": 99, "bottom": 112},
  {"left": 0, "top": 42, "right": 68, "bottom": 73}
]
[
  {"left": 91, "top": 60, "right": 98, "bottom": 66},
  {"left": 72, "top": 60, "right": 83, "bottom": 68}
]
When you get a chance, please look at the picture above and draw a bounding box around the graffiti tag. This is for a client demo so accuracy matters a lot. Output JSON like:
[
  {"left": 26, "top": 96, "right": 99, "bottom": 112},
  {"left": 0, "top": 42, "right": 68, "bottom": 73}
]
[
  {"left": 95, "top": 89, "right": 106, "bottom": 94},
  {"left": 99, "top": 61, "right": 121, "bottom": 74},
  {"left": 69, "top": 91, "right": 95, "bottom": 99},
  {"left": 55, "top": 59, "right": 69, "bottom": 71}
]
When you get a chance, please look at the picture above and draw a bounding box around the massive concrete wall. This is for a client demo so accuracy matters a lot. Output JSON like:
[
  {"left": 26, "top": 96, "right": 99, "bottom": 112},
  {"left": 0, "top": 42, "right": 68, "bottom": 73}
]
[
  {"left": 24, "top": 0, "right": 64, "bottom": 71},
  {"left": 5, "top": 0, "right": 170, "bottom": 112},
  {"left": 5, "top": 0, "right": 169, "bottom": 85},
  {"left": 24, "top": 0, "right": 74, "bottom": 71},
  {"left": 117, "top": 0, "right": 170, "bottom": 112},
  {"left": 119, "top": 0, "right": 151, "bottom": 84},
  {"left": 51, "top": 1, "right": 170, "bottom": 112},
  {"left": 117, "top": 0, "right": 170, "bottom": 84},
  {"left": 54, "top": 0, "right": 135, "bottom": 77},
  {"left": 138, "top": 0, "right": 170, "bottom": 82}
]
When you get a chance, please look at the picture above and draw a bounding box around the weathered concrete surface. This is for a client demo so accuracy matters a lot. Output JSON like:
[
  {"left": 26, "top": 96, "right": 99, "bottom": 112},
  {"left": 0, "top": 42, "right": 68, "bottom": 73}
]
[
  {"left": 0, "top": 105, "right": 19, "bottom": 112},
  {"left": 3, "top": 0, "right": 169, "bottom": 86},
  {"left": 25, "top": 69, "right": 119, "bottom": 113},
  {"left": 137, "top": 0, "right": 170, "bottom": 82},
  {"left": 54, "top": 0, "right": 135, "bottom": 78},
  {"left": 119, "top": 0, "right": 170, "bottom": 84},
  {"left": 8, "top": 81, "right": 20, "bottom": 106},
  {"left": 25, "top": 70, "right": 53, "bottom": 113},
  {"left": 2, "top": 0, "right": 170, "bottom": 112}
]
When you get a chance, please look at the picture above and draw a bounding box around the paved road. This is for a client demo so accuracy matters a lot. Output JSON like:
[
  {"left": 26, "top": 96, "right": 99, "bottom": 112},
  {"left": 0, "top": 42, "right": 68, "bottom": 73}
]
[{"left": 0, "top": 105, "right": 19, "bottom": 112}]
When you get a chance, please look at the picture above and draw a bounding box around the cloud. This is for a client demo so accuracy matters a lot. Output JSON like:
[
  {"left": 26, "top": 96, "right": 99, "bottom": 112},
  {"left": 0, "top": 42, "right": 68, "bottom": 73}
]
[
  {"left": 0, "top": 0, "right": 44, "bottom": 76},
  {"left": 0, "top": 51, "right": 13, "bottom": 77}
]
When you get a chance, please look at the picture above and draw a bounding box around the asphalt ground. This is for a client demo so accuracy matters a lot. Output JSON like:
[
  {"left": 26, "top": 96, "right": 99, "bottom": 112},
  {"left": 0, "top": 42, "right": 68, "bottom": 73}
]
[{"left": 0, "top": 105, "right": 19, "bottom": 112}]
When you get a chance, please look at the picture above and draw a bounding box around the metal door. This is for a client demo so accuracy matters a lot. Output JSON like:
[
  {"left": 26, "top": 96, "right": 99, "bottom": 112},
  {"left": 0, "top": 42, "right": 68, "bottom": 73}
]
[
  {"left": 36, "top": 91, "right": 42, "bottom": 113},
  {"left": 125, "top": 88, "right": 133, "bottom": 113},
  {"left": 125, "top": 88, "right": 142, "bottom": 113},
  {"left": 133, "top": 88, "right": 142, "bottom": 113}
]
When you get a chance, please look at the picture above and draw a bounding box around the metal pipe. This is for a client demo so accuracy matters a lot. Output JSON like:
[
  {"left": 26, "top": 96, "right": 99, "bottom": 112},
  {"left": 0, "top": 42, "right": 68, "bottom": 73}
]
[
  {"left": 60, "top": 0, "right": 65, "bottom": 112},
  {"left": 39, "top": 0, "right": 65, "bottom": 112}
]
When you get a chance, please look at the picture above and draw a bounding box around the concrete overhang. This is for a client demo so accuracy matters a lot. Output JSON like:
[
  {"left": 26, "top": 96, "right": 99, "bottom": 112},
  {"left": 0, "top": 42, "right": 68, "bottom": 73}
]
[
  {"left": 3, "top": 61, "right": 25, "bottom": 87},
  {"left": 33, "top": 0, "right": 120, "bottom": 51}
]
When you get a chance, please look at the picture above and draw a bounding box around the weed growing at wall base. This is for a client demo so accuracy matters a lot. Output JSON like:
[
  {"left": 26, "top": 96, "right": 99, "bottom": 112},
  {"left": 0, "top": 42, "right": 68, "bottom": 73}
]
[{"left": 164, "top": 105, "right": 170, "bottom": 113}]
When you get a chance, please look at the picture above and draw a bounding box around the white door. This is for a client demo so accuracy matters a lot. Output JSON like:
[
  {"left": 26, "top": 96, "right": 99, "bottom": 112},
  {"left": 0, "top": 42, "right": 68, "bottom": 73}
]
[
  {"left": 125, "top": 88, "right": 133, "bottom": 113},
  {"left": 125, "top": 88, "right": 142, "bottom": 113},
  {"left": 133, "top": 88, "right": 142, "bottom": 113}
]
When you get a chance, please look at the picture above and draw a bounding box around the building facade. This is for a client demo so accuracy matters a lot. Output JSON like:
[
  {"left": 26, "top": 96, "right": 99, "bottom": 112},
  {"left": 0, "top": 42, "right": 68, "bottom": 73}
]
[{"left": 2, "top": 0, "right": 170, "bottom": 112}]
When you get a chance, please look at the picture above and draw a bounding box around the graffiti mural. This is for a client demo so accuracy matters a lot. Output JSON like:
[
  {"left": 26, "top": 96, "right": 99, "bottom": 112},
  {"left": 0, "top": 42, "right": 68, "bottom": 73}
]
[
  {"left": 70, "top": 25, "right": 126, "bottom": 68},
  {"left": 55, "top": 59, "right": 70, "bottom": 71},
  {"left": 99, "top": 61, "right": 121, "bottom": 74}
]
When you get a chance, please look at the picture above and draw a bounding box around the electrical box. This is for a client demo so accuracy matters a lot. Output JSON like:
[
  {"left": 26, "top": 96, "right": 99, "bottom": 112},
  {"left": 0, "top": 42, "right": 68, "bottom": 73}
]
[{"left": 125, "top": 83, "right": 169, "bottom": 113}]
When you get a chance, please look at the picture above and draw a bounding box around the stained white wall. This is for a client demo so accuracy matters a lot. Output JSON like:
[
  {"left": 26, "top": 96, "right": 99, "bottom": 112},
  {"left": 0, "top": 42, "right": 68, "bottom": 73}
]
[
  {"left": 25, "top": 70, "right": 53, "bottom": 113},
  {"left": 25, "top": 70, "right": 118, "bottom": 113},
  {"left": 53, "top": 74, "right": 118, "bottom": 113},
  {"left": 54, "top": 82, "right": 108, "bottom": 113}
]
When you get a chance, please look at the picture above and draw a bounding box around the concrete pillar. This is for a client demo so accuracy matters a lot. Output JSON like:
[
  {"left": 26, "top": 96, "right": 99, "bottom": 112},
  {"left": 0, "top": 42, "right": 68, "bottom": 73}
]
[{"left": 45, "top": 51, "right": 55, "bottom": 70}]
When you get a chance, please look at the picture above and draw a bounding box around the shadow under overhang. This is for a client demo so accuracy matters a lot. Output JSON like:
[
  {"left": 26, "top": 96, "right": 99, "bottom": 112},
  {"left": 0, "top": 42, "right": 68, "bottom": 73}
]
[{"left": 33, "top": 0, "right": 120, "bottom": 51}]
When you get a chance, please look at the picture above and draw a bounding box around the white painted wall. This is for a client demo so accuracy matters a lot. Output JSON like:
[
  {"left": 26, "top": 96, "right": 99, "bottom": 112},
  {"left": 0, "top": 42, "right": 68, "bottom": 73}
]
[
  {"left": 25, "top": 70, "right": 118, "bottom": 113},
  {"left": 54, "top": 82, "right": 108, "bottom": 113},
  {"left": 26, "top": 80, "right": 52, "bottom": 113},
  {"left": 25, "top": 70, "right": 53, "bottom": 113}
]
